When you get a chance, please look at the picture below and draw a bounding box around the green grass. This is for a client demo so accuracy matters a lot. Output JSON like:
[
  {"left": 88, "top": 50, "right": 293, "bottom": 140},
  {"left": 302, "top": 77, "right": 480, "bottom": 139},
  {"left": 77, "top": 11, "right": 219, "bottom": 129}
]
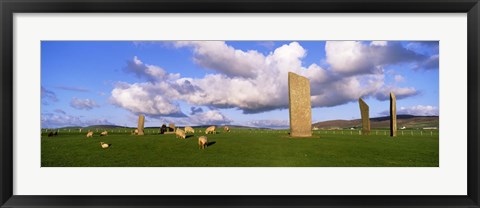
[{"left": 41, "top": 129, "right": 439, "bottom": 167}]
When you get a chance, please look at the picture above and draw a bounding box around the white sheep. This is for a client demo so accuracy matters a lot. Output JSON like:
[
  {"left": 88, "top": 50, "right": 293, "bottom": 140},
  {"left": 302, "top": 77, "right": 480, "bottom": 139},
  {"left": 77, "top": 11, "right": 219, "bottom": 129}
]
[
  {"left": 100, "top": 131, "right": 108, "bottom": 136},
  {"left": 100, "top": 142, "right": 111, "bottom": 149},
  {"left": 184, "top": 126, "right": 195, "bottom": 134},
  {"left": 131, "top": 129, "right": 139, "bottom": 135},
  {"left": 205, "top": 126, "right": 216, "bottom": 134},
  {"left": 86, "top": 130, "right": 94, "bottom": 138},
  {"left": 223, "top": 126, "right": 230, "bottom": 132},
  {"left": 198, "top": 136, "right": 208, "bottom": 149},
  {"left": 175, "top": 128, "right": 186, "bottom": 139}
]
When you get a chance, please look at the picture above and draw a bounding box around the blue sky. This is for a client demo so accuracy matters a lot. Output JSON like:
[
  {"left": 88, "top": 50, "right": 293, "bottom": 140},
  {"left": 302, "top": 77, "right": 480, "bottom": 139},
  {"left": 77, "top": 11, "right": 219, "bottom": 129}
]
[{"left": 41, "top": 41, "right": 439, "bottom": 128}]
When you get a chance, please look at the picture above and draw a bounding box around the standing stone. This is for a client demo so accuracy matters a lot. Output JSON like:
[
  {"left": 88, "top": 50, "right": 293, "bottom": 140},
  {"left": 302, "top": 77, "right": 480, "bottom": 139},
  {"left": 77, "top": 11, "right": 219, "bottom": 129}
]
[
  {"left": 137, "top": 114, "right": 145, "bottom": 135},
  {"left": 169, "top": 123, "right": 175, "bottom": 132},
  {"left": 288, "top": 72, "right": 312, "bottom": 137},
  {"left": 358, "top": 98, "right": 370, "bottom": 135},
  {"left": 390, "top": 92, "right": 397, "bottom": 137}
]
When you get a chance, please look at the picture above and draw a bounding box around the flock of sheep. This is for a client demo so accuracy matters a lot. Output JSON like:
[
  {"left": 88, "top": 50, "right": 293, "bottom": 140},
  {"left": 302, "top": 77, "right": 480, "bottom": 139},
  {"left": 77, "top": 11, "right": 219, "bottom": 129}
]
[
  {"left": 175, "top": 125, "right": 230, "bottom": 149},
  {"left": 78, "top": 125, "right": 231, "bottom": 150}
]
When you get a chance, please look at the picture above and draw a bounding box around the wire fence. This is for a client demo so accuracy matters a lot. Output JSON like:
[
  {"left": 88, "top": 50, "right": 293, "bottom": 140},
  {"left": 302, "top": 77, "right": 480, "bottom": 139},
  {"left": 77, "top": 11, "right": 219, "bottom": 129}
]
[{"left": 41, "top": 128, "right": 439, "bottom": 137}]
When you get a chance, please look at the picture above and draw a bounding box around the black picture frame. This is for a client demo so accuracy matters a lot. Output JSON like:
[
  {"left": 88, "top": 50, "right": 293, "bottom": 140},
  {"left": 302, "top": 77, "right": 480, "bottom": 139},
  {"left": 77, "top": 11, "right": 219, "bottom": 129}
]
[{"left": 1, "top": 0, "right": 479, "bottom": 207}]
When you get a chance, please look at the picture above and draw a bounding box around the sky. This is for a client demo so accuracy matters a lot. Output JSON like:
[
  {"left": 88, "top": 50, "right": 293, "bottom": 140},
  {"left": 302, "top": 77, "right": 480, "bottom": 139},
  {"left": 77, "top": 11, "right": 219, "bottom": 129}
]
[{"left": 41, "top": 41, "right": 439, "bottom": 129}]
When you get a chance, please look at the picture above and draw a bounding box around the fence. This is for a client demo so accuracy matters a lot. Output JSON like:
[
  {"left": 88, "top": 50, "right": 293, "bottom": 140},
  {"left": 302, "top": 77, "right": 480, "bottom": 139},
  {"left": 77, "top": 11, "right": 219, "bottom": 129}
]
[{"left": 41, "top": 128, "right": 439, "bottom": 137}]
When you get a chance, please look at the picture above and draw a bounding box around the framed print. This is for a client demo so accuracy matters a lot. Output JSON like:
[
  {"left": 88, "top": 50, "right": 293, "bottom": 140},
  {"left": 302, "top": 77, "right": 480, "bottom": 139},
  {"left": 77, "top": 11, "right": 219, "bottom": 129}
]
[{"left": 1, "top": 0, "right": 479, "bottom": 207}]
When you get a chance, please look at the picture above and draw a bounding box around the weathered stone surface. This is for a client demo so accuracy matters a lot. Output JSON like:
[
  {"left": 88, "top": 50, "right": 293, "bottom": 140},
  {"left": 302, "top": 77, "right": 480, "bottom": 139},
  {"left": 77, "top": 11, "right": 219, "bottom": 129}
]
[
  {"left": 169, "top": 123, "right": 175, "bottom": 132},
  {"left": 390, "top": 92, "right": 397, "bottom": 137},
  {"left": 137, "top": 114, "right": 145, "bottom": 136},
  {"left": 288, "top": 72, "right": 312, "bottom": 137},
  {"left": 358, "top": 98, "right": 370, "bottom": 135}
]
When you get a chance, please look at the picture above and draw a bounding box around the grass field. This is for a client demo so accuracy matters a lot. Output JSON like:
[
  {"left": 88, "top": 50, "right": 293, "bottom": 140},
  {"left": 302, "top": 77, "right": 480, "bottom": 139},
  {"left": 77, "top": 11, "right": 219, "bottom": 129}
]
[{"left": 41, "top": 128, "right": 439, "bottom": 167}]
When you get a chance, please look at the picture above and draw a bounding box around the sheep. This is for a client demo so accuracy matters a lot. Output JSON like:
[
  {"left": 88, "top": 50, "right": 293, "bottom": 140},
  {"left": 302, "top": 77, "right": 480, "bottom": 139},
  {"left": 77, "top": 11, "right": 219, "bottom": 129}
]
[
  {"left": 48, "top": 132, "right": 54, "bottom": 137},
  {"left": 131, "top": 129, "right": 139, "bottom": 135},
  {"left": 100, "top": 142, "right": 111, "bottom": 149},
  {"left": 223, "top": 126, "right": 230, "bottom": 133},
  {"left": 184, "top": 126, "right": 195, "bottom": 134},
  {"left": 100, "top": 131, "right": 108, "bottom": 136},
  {"left": 54, "top": 131, "right": 58, "bottom": 136},
  {"left": 198, "top": 136, "right": 208, "bottom": 149},
  {"left": 175, "top": 128, "right": 186, "bottom": 139},
  {"left": 205, "top": 126, "right": 216, "bottom": 134},
  {"left": 86, "top": 130, "right": 94, "bottom": 138}
]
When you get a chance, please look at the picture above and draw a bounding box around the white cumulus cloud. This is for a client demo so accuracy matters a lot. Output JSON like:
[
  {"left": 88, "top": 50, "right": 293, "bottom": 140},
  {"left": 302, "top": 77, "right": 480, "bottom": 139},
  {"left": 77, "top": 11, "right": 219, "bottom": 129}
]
[
  {"left": 394, "top": 75, "right": 405, "bottom": 82},
  {"left": 110, "top": 41, "right": 427, "bottom": 117},
  {"left": 155, "top": 110, "right": 232, "bottom": 126},
  {"left": 41, "top": 112, "right": 113, "bottom": 128},
  {"left": 174, "top": 41, "right": 266, "bottom": 78},
  {"left": 379, "top": 105, "right": 439, "bottom": 116},
  {"left": 110, "top": 82, "right": 186, "bottom": 117},
  {"left": 246, "top": 119, "right": 289, "bottom": 128},
  {"left": 70, "top": 97, "right": 100, "bottom": 110},
  {"left": 326, "top": 41, "right": 430, "bottom": 75}
]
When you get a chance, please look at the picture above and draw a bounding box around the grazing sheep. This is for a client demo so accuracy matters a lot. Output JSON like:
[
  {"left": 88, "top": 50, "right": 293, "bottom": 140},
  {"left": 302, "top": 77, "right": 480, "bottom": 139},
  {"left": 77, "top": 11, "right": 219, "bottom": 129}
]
[
  {"left": 175, "top": 128, "right": 186, "bottom": 139},
  {"left": 131, "top": 129, "right": 139, "bottom": 135},
  {"left": 86, "top": 130, "right": 94, "bottom": 138},
  {"left": 185, "top": 126, "right": 195, "bottom": 134},
  {"left": 223, "top": 126, "right": 230, "bottom": 133},
  {"left": 199, "top": 130, "right": 202, "bottom": 133},
  {"left": 198, "top": 136, "right": 208, "bottom": 149},
  {"left": 100, "top": 131, "right": 108, "bottom": 136},
  {"left": 48, "top": 132, "right": 54, "bottom": 137},
  {"left": 100, "top": 142, "right": 111, "bottom": 149},
  {"left": 205, "top": 126, "right": 216, "bottom": 134}
]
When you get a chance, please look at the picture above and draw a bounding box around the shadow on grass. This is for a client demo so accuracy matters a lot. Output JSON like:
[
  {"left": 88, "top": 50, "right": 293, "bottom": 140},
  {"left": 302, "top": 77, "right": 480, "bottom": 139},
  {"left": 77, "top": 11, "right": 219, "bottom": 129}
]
[
  {"left": 185, "top": 135, "right": 195, "bottom": 139},
  {"left": 206, "top": 141, "right": 216, "bottom": 147}
]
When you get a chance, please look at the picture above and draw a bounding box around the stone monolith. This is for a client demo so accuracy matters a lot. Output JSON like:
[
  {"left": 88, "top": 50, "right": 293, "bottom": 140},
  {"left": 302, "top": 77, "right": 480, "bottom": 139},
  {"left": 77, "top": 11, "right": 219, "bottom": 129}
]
[
  {"left": 288, "top": 72, "right": 312, "bottom": 137},
  {"left": 358, "top": 98, "right": 370, "bottom": 135},
  {"left": 137, "top": 114, "right": 145, "bottom": 135},
  {"left": 390, "top": 92, "right": 397, "bottom": 137}
]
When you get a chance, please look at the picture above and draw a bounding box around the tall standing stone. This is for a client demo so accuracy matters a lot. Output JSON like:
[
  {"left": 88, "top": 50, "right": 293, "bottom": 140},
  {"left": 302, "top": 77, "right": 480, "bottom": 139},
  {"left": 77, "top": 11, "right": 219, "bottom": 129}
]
[
  {"left": 137, "top": 114, "right": 145, "bottom": 136},
  {"left": 390, "top": 92, "right": 397, "bottom": 137},
  {"left": 288, "top": 72, "right": 312, "bottom": 137},
  {"left": 169, "top": 123, "right": 175, "bottom": 132},
  {"left": 358, "top": 98, "right": 370, "bottom": 135}
]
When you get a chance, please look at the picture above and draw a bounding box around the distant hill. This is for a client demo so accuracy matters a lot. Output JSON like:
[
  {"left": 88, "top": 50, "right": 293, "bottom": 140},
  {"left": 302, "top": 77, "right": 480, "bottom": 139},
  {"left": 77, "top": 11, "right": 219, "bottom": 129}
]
[
  {"left": 145, "top": 125, "right": 259, "bottom": 129},
  {"left": 85, "top": 125, "right": 127, "bottom": 129},
  {"left": 312, "top": 115, "right": 438, "bottom": 130},
  {"left": 51, "top": 115, "right": 437, "bottom": 130}
]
